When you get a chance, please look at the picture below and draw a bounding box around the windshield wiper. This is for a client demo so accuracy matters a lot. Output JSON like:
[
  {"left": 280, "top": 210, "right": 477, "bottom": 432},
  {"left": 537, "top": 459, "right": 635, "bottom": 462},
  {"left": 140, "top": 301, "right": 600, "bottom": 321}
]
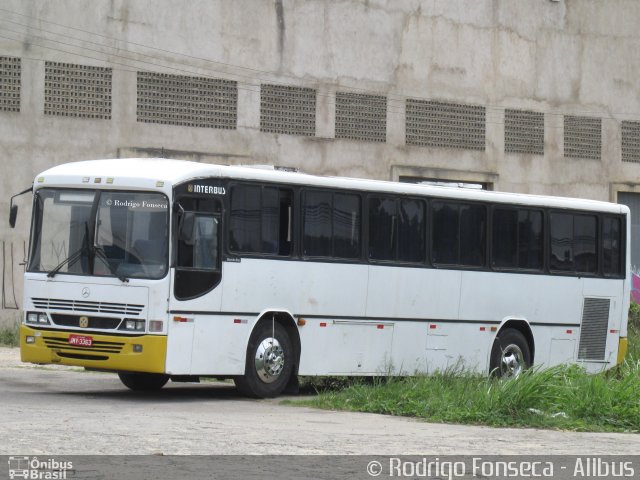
[
  {"left": 93, "top": 245, "right": 129, "bottom": 283},
  {"left": 46, "top": 247, "right": 88, "bottom": 278},
  {"left": 47, "top": 223, "right": 90, "bottom": 278}
]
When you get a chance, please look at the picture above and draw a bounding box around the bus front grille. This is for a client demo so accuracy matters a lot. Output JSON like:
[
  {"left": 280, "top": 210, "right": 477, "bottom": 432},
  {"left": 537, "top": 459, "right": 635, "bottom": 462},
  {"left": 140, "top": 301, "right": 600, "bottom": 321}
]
[
  {"left": 51, "top": 314, "right": 122, "bottom": 330},
  {"left": 32, "top": 298, "right": 144, "bottom": 316},
  {"left": 578, "top": 298, "right": 610, "bottom": 361},
  {"left": 43, "top": 337, "right": 125, "bottom": 355}
]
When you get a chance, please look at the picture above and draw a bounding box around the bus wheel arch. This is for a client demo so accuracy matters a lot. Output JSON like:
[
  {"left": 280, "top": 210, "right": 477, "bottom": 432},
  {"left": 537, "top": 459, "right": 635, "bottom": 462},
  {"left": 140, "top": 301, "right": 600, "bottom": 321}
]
[
  {"left": 489, "top": 319, "right": 535, "bottom": 377},
  {"left": 235, "top": 311, "right": 300, "bottom": 398}
]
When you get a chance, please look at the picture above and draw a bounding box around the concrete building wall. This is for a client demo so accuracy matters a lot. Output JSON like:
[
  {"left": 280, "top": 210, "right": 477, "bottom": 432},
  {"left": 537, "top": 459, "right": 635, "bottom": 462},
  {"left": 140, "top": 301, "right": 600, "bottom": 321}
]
[{"left": 1, "top": 0, "right": 640, "bottom": 323}]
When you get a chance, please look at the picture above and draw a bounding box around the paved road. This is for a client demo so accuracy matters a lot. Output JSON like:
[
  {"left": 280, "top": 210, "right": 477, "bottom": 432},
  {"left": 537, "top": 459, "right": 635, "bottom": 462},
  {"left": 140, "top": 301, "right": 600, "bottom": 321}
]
[{"left": 0, "top": 347, "right": 638, "bottom": 455}]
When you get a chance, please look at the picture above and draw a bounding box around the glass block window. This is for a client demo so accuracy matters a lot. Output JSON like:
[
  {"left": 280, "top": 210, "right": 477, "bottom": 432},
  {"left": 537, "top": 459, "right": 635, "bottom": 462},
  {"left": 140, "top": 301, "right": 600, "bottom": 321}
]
[
  {"left": 622, "top": 121, "right": 640, "bottom": 163},
  {"left": 564, "top": 115, "right": 601, "bottom": 160},
  {"left": 45, "top": 61, "right": 112, "bottom": 119},
  {"left": 260, "top": 84, "right": 316, "bottom": 136},
  {"left": 406, "top": 99, "right": 485, "bottom": 150},
  {"left": 0, "top": 56, "right": 21, "bottom": 112},
  {"left": 137, "top": 72, "right": 237, "bottom": 129},
  {"left": 335, "top": 92, "right": 386, "bottom": 142},
  {"left": 505, "top": 109, "right": 544, "bottom": 155}
]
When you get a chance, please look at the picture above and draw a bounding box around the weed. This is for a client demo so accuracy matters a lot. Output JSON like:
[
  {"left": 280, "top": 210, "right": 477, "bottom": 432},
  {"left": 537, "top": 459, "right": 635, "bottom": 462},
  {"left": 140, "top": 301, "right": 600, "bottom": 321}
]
[{"left": 0, "top": 323, "right": 19, "bottom": 347}]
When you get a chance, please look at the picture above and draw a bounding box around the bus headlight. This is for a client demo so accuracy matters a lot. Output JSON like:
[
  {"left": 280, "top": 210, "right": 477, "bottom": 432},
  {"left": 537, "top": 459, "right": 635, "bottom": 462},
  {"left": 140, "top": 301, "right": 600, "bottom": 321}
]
[
  {"left": 120, "top": 319, "right": 146, "bottom": 332},
  {"left": 26, "top": 312, "right": 50, "bottom": 325}
]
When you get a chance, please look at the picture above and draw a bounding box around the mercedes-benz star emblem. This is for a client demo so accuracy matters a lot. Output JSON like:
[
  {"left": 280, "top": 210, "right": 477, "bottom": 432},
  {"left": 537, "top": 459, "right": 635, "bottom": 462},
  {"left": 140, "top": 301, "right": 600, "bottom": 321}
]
[{"left": 81, "top": 287, "right": 90, "bottom": 298}]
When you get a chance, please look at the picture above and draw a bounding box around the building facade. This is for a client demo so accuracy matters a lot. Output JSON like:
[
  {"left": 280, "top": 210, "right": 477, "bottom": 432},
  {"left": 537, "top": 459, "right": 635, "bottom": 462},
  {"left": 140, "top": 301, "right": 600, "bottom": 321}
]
[{"left": 2, "top": 0, "right": 640, "bottom": 323}]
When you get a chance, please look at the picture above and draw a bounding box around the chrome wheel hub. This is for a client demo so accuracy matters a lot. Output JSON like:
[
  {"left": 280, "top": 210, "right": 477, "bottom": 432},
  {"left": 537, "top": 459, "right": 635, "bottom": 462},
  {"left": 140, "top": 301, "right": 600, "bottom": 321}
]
[
  {"left": 500, "top": 344, "right": 524, "bottom": 378},
  {"left": 255, "top": 337, "right": 285, "bottom": 383}
]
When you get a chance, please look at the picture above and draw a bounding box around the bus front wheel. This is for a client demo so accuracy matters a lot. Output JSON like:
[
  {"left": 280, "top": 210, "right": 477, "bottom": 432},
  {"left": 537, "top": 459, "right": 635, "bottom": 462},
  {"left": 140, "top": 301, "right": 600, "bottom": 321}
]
[
  {"left": 489, "top": 328, "right": 531, "bottom": 378},
  {"left": 118, "top": 372, "right": 169, "bottom": 391},
  {"left": 235, "top": 321, "right": 293, "bottom": 398}
]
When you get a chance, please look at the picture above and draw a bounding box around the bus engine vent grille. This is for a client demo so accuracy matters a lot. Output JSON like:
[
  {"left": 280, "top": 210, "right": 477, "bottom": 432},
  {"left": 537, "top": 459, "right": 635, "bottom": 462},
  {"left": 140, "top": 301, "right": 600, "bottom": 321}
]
[
  {"left": 32, "top": 298, "right": 144, "bottom": 316},
  {"left": 578, "top": 298, "right": 610, "bottom": 361}
]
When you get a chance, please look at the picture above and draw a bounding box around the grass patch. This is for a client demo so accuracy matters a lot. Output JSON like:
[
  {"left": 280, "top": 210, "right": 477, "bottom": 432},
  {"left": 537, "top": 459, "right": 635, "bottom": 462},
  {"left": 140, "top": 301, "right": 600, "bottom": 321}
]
[
  {"left": 294, "top": 311, "right": 640, "bottom": 433},
  {"left": 0, "top": 323, "right": 19, "bottom": 347}
]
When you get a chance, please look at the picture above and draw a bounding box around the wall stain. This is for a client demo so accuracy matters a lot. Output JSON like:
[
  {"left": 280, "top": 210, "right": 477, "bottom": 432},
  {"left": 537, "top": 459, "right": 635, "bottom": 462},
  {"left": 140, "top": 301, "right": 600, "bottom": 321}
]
[{"left": 275, "top": 0, "right": 286, "bottom": 68}]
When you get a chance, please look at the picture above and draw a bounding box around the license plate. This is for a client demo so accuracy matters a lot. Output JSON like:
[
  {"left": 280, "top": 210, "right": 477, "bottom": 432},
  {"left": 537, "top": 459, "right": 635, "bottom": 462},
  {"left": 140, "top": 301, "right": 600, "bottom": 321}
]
[{"left": 68, "top": 334, "right": 93, "bottom": 347}]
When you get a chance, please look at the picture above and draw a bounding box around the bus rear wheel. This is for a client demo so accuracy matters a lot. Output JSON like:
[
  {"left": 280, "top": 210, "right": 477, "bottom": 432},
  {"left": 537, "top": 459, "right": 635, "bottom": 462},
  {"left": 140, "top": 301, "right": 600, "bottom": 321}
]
[
  {"left": 235, "top": 321, "right": 293, "bottom": 398},
  {"left": 118, "top": 372, "right": 169, "bottom": 391},
  {"left": 489, "top": 328, "right": 531, "bottom": 378}
]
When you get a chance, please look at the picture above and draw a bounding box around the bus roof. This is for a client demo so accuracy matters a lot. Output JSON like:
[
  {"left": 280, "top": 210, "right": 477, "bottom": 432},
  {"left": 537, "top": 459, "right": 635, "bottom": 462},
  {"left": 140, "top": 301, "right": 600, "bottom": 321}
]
[{"left": 36, "top": 158, "right": 627, "bottom": 214}]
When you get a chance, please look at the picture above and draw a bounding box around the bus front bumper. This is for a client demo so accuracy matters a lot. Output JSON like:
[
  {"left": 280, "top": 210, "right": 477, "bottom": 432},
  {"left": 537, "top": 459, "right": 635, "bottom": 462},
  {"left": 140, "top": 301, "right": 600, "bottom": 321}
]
[{"left": 20, "top": 325, "right": 167, "bottom": 373}]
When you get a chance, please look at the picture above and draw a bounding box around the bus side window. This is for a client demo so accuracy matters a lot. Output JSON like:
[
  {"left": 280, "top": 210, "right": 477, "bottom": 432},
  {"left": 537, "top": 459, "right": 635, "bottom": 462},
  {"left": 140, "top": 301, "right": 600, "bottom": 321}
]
[
  {"left": 459, "top": 204, "right": 486, "bottom": 266},
  {"left": 174, "top": 197, "right": 221, "bottom": 300},
  {"left": 303, "top": 190, "right": 361, "bottom": 259},
  {"left": 278, "top": 189, "right": 293, "bottom": 256},
  {"left": 574, "top": 215, "right": 597, "bottom": 273},
  {"left": 432, "top": 201, "right": 459, "bottom": 265},
  {"left": 178, "top": 213, "right": 218, "bottom": 269},
  {"left": 603, "top": 216, "right": 622, "bottom": 276},
  {"left": 229, "top": 184, "right": 293, "bottom": 256},
  {"left": 398, "top": 199, "right": 425, "bottom": 263},
  {"left": 368, "top": 197, "right": 396, "bottom": 261},
  {"left": 368, "top": 196, "right": 425, "bottom": 264},
  {"left": 550, "top": 213, "right": 573, "bottom": 271},
  {"left": 303, "top": 191, "right": 332, "bottom": 257},
  {"left": 492, "top": 208, "right": 543, "bottom": 270},
  {"left": 492, "top": 208, "right": 518, "bottom": 268},
  {"left": 333, "top": 193, "right": 361, "bottom": 259},
  {"left": 518, "top": 209, "right": 543, "bottom": 270},
  {"left": 433, "top": 201, "right": 485, "bottom": 267},
  {"left": 550, "top": 212, "right": 597, "bottom": 274}
]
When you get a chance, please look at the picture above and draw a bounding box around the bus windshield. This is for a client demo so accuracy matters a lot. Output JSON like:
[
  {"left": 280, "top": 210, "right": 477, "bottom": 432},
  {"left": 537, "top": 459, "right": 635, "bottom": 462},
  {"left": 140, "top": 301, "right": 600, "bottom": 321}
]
[{"left": 28, "top": 189, "right": 169, "bottom": 280}]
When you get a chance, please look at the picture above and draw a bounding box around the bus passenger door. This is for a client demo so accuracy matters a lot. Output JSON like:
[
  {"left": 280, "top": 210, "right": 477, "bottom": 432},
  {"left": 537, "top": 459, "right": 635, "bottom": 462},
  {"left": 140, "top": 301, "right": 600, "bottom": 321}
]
[{"left": 167, "top": 195, "right": 223, "bottom": 375}]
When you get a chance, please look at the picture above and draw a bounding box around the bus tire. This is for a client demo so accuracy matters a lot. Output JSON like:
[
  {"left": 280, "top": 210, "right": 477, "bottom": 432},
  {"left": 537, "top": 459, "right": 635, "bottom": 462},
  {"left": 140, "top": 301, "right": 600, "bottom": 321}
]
[
  {"left": 235, "top": 321, "right": 293, "bottom": 398},
  {"left": 118, "top": 372, "right": 169, "bottom": 391},
  {"left": 489, "top": 328, "right": 531, "bottom": 378}
]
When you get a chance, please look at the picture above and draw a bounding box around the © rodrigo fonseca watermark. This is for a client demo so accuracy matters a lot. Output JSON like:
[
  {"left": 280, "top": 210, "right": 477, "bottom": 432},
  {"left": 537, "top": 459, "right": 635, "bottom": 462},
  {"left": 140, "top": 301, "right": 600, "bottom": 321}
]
[
  {"left": 8, "top": 457, "right": 73, "bottom": 479},
  {"left": 366, "top": 457, "right": 636, "bottom": 479}
]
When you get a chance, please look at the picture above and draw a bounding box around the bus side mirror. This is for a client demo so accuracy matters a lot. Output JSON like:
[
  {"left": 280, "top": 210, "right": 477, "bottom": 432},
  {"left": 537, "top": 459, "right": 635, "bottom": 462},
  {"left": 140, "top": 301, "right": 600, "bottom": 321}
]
[
  {"left": 9, "top": 205, "right": 17, "bottom": 228},
  {"left": 9, "top": 186, "right": 32, "bottom": 228}
]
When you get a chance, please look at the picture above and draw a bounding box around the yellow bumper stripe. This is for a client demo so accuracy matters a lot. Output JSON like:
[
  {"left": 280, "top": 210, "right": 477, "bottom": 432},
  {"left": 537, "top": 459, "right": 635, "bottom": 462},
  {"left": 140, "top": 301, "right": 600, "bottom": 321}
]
[{"left": 20, "top": 325, "right": 167, "bottom": 373}]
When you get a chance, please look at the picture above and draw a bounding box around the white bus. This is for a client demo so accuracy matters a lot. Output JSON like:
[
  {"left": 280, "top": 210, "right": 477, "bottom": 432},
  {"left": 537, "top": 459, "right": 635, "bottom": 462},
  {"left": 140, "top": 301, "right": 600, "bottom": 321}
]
[{"left": 13, "top": 158, "right": 630, "bottom": 397}]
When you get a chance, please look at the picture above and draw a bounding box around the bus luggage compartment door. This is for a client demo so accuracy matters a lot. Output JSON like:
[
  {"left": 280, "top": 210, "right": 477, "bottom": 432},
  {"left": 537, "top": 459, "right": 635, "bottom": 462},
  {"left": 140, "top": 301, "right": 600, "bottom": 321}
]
[{"left": 324, "top": 320, "right": 394, "bottom": 375}]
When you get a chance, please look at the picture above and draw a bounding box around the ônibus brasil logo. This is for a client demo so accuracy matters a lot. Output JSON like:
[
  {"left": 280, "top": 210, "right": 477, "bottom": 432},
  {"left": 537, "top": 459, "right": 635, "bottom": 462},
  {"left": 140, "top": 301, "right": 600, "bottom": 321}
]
[{"left": 8, "top": 457, "right": 72, "bottom": 479}]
